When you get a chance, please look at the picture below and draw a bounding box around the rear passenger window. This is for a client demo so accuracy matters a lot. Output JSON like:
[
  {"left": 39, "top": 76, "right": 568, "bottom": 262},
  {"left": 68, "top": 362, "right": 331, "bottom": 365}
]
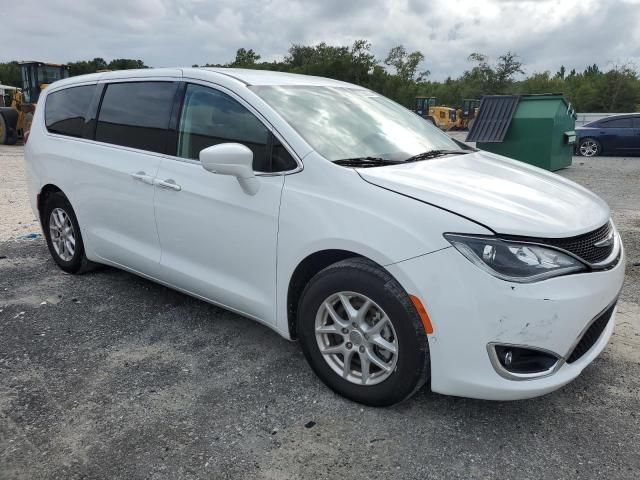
[
  {"left": 95, "top": 82, "right": 177, "bottom": 154},
  {"left": 177, "top": 84, "right": 270, "bottom": 171},
  {"left": 45, "top": 85, "right": 95, "bottom": 137}
]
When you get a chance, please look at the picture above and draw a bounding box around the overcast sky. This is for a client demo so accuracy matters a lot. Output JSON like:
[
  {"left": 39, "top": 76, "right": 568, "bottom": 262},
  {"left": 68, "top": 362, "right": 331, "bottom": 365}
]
[{"left": 2, "top": 0, "right": 639, "bottom": 80}]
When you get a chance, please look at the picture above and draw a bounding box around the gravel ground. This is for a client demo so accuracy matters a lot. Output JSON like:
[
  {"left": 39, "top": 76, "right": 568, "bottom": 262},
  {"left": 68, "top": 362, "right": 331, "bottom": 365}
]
[
  {"left": 1, "top": 143, "right": 639, "bottom": 479},
  {"left": 0, "top": 146, "right": 40, "bottom": 241}
]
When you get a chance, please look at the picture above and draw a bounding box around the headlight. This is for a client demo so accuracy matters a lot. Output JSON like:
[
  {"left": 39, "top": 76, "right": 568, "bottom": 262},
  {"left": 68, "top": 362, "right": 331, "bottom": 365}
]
[{"left": 444, "top": 234, "right": 587, "bottom": 283}]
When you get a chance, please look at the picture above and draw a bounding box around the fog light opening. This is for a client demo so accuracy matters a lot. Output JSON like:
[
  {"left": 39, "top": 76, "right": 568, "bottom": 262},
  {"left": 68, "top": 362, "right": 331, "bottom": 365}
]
[{"left": 493, "top": 345, "right": 559, "bottom": 377}]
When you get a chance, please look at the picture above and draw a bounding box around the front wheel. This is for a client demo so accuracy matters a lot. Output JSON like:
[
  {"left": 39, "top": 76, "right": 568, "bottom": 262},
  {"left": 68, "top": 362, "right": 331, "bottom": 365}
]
[
  {"left": 297, "top": 258, "right": 431, "bottom": 406},
  {"left": 578, "top": 138, "right": 601, "bottom": 157}
]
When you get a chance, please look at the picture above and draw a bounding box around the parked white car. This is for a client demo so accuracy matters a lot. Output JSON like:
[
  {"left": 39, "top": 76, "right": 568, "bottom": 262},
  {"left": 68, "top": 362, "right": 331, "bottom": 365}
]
[{"left": 24, "top": 68, "right": 625, "bottom": 406}]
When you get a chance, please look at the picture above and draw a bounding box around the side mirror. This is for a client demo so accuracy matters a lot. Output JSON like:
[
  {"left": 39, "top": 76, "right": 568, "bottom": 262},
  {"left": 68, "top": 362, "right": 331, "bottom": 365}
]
[
  {"left": 199, "top": 143, "right": 260, "bottom": 194},
  {"left": 200, "top": 143, "right": 254, "bottom": 178}
]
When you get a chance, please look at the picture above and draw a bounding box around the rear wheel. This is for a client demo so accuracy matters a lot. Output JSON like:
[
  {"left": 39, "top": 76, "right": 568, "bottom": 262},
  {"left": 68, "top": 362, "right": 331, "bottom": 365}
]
[
  {"left": 297, "top": 258, "right": 430, "bottom": 406},
  {"left": 42, "top": 192, "right": 97, "bottom": 274},
  {"left": 578, "top": 138, "right": 601, "bottom": 157}
]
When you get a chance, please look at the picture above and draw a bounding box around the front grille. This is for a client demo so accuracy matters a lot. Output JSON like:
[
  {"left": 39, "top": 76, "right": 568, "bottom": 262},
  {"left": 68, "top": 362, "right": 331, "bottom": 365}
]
[
  {"left": 502, "top": 222, "right": 614, "bottom": 265},
  {"left": 543, "top": 222, "right": 614, "bottom": 264},
  {"left": 566, "top": 302, "right": 616, "bottom": 364}
]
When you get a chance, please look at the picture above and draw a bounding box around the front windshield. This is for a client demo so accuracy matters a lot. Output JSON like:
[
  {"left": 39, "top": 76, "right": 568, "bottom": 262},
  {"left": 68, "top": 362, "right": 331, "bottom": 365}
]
[{"left": 250, "top": 85, "right": 459, "bottom": 162}]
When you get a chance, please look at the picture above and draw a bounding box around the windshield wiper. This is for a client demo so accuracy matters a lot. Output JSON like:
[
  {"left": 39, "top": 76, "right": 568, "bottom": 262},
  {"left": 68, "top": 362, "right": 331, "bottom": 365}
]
[
  {"left": 404, "top": 149, "right": 471, "bottom": 163},
  {"left": 332, "top": 157, "right": 402, "bottom": 168}
]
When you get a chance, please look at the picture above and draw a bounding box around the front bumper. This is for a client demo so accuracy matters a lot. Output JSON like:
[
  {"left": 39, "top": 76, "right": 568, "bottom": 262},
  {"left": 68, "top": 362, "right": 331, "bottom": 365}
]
[{"left": 386, "top": 241, "right": 625, "bottom": 401}]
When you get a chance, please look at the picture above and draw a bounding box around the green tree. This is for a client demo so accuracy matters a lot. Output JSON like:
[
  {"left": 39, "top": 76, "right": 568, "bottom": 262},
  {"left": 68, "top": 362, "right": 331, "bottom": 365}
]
[
  {"left": 229, "top": 48, "right": 261, "bottom": 67},
  {"left": 67, "top": 58, "right": 108, "bottom": 76},
  {"left": 462, "top": 51, "right": 523, "bottom": 95},
  {"left": 107, "top": 59, "right": 147, "bottom": 70},
  {"left": 518, "top": 71, "right": 564, "bottom": 95},
  {"left": 0, "top": 61, "right": 21, "bottom": 87},
  {"left": 384, "top": 45, "right": 428, "bottom": 82},
  {"left": 597, "top": 64, "right": 640, "bottom": 111},
  {"left": 16, "top": 40, "right": 636, "bottom": 113},
  {"left": 67, "top": 57, "right": 145, "bottom": 76}
]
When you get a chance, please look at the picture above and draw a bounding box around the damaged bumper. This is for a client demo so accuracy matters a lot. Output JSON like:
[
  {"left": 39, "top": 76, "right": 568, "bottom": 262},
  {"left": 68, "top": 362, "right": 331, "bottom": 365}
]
[{"left": 386, "top": 243, "right": 626, "bottom": 401}]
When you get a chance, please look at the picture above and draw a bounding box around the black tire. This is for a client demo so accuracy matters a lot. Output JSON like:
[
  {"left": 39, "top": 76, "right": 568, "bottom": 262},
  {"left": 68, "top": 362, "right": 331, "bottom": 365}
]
[
  {"left": 0, "top": 113, "right": 7, "bottom": 145},
  {"left": 6, "top": 127, "right": 17, "bottom": 145},
  {"left": 297, "top": 257, "right": 430, "bottom": 406},
  {"left": 577, "top": 137, "right": 601, "bottom": 157},
  {"left": 42, "top": 192, "right": 97, "bottom": 274}
]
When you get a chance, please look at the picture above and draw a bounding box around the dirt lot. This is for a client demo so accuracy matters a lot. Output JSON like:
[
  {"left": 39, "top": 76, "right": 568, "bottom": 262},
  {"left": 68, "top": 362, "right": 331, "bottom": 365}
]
[{"left": 1, "top": 144, "right": 639, "bottom": 479}]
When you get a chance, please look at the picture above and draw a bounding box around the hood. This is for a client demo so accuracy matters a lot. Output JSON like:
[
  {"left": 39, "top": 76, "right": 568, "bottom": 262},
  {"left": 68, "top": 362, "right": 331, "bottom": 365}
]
[{"left": 358, "top": 150, "right": 610, "bottom": 237}]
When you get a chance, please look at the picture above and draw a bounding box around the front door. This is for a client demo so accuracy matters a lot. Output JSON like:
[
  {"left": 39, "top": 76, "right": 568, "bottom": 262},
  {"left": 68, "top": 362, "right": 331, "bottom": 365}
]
[{"left": 153, "top": 83, "right": 289, "bottom": 324}]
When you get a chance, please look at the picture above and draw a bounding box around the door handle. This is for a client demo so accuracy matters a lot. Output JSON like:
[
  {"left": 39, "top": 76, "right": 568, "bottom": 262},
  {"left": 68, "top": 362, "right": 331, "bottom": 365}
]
[
  {"left": 130, "top": 171, "right": 154, "bottom": 185},
  {"left": 154, "top": 178, "right": 182, "bottom": 191}
]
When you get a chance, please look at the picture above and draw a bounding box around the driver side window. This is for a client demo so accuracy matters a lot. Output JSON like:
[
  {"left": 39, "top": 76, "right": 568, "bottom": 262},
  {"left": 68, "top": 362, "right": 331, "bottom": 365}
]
[{"left": 177, "top": 84, "right": 270, "bottom": 171}]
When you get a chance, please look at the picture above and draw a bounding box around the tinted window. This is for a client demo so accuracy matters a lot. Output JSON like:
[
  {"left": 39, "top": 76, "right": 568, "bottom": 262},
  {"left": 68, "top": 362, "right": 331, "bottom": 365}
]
[
  {"left": 96, "top": 82, "right": 177, "bottom": 153},
  {"left": 272, "top": 137, "right": 297, "bottom": 172},
  {"left": 633, "top": 117, "right": 640, "bottom": 129},
  {"left": 45, "top": 85, "right": 95, "bottom": 137},
  {"left": 601, "top": 118, "right": 633, "bottom": 128},
  {"left": 177, "top": 84, "right": 270, "bottom": 171}
]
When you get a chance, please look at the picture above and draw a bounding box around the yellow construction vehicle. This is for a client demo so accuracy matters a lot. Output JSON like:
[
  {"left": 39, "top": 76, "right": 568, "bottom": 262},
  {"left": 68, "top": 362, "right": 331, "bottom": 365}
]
[
  {"left": 0, "top": 61, "right": 69, "bottom": 145},
  {"left": 453, "top": 98, "right": 481, "bottom": 130},
  {"left": 414, "top": 96, "right": 457, "bottom": 130}
]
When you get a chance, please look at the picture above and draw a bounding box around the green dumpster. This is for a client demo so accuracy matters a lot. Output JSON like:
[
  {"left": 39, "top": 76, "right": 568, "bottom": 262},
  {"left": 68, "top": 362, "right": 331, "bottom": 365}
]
[{"left": 467, "top": 94, "right": 577, "bottom": 171}]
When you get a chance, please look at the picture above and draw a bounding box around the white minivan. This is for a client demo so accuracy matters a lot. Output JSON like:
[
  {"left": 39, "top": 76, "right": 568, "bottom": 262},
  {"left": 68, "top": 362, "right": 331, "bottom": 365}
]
[{"left": 25, "top": 68, "right": 625, "bottom": 406}]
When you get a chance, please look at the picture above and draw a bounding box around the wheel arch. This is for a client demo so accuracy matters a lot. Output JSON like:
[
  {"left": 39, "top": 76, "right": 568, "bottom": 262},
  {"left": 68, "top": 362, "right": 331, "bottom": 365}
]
[
  {"left": 287, "top": 249, "right": 391, "bottom": 339},
  {"left": 37, "top": 184, "right": 65, "bottom": 225}
]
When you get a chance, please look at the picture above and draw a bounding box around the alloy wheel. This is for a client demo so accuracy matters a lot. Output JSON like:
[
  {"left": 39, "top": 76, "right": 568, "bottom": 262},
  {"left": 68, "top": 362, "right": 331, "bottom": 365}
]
[
  {"left": 315, "top": 291, "right": 398, "bottom": 386},
  {"left": 49, "top": 208, "right": 76, "bottom": 261},
  {"left": 579, "top": 140, "right": 599, "bottom": 157}
]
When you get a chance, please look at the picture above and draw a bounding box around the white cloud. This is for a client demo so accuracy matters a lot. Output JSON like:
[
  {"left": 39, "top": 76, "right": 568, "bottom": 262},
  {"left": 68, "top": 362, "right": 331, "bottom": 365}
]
[{"left": 1, "top": 0, "right": 638, "bottom": 79}]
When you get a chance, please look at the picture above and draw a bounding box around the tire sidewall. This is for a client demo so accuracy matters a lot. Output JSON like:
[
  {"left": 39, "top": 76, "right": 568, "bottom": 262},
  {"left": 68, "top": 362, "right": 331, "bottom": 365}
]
[
  {"left": 298, "top": 261, "right": 429, "bottom": 406},
  {"left": 43, "top": 193, "right": 86, "bottom": 273}
]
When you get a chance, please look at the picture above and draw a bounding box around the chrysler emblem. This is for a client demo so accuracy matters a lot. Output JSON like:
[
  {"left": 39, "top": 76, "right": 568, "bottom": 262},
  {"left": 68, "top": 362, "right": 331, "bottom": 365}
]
[{"left": 594, "top": 231, "right": 614, "bottom": 248}]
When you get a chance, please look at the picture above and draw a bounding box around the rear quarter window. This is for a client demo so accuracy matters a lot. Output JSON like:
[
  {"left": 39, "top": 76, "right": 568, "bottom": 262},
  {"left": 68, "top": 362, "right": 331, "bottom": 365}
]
[{"left": 45, "top": 85, "right": 96, "bottom": 137}]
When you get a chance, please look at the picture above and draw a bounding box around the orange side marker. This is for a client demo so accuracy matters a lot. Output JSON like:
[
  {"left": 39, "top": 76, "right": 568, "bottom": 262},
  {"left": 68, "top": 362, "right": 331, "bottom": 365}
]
[{"left": 409, "top": 295, "right": 434, "bottom": 334}]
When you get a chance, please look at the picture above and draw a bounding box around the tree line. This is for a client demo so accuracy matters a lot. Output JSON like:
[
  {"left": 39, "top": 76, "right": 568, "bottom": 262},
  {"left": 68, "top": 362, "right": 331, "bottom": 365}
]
[{"left": 1, "top": 41, "right": 638, "bottom": 112}]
